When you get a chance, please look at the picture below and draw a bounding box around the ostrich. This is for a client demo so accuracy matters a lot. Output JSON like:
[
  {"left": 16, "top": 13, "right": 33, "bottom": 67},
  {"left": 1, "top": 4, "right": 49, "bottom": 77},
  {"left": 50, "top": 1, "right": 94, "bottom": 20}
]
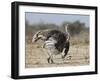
[{"left": 32, "top": 24, "right": 70, "bottom": 63}]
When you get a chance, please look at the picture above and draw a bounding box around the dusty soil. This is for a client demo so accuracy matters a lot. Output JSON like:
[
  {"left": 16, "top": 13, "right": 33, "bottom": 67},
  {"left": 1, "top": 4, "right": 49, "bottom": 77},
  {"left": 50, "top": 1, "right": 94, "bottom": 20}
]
[{"left": 25, "top": 41, "right": 89, "bottom": 68}]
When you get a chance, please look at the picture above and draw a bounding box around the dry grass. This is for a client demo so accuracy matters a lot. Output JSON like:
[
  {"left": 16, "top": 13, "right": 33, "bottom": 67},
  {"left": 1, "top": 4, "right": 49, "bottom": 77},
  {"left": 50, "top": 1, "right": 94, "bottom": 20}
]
[{"left": 25, "top": 40, "right": 89, "bottom": 68}]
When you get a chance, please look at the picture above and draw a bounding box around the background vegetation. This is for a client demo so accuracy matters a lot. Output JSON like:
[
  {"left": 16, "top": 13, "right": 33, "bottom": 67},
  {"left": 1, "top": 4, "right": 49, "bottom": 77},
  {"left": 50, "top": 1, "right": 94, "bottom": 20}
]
[{"left": 25, "top": 20, "right": 89, "bottom": 45}]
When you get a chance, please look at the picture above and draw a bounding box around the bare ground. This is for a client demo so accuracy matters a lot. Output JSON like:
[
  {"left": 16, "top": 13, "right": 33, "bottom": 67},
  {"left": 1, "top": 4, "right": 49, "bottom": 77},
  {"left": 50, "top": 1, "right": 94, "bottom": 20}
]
[{"left": 25, "top": 41, "right": 89, "bottom": 68}]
